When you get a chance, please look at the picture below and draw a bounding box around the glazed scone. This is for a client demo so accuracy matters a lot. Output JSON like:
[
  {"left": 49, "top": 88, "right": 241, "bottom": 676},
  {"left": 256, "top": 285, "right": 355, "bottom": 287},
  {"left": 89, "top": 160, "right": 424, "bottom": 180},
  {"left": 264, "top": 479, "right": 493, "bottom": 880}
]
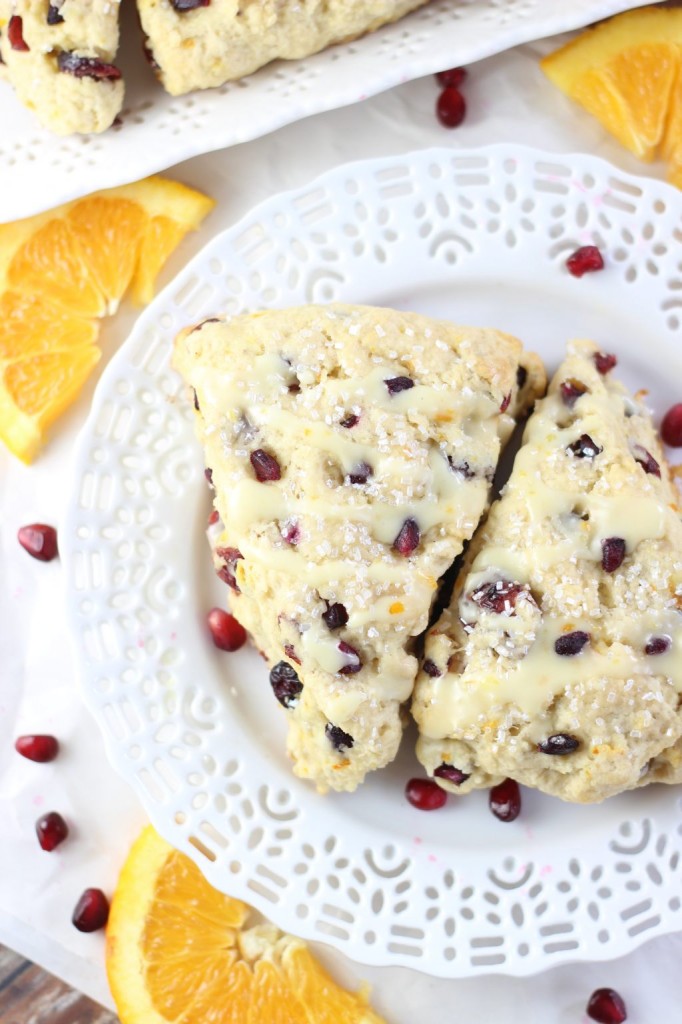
[
  {"left": 0, "top": 0, "right": 123, "bottom": 134},
  {"left": 174, "top": 305, "right": 545, "bottom": 792},
  {"left": 414, "top": 340, "right": 682, "bottom": 804},
  {"left": 138, "top": 0, "right": 430, "bottom": 96}
]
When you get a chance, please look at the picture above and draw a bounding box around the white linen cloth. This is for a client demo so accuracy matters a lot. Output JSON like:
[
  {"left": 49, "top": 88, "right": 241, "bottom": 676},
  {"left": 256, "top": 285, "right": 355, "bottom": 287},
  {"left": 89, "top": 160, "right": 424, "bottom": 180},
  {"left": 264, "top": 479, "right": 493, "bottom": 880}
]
[{"left": 1, "top": 36, "right": 680, "bottom": 1020}]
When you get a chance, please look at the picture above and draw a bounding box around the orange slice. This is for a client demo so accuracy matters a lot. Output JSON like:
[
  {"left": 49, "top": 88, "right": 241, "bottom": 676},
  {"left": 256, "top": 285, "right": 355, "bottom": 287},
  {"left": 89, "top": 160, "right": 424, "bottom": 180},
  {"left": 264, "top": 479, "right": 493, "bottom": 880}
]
[
  {"left": 541, "top": 7, "right": 682, "bottom": 183},
  {"left": 106, "top": 826, "right": 387, "bottom": 1024},
  {"left": 0, "top": 176, "right": 214, "bottom": 462}
]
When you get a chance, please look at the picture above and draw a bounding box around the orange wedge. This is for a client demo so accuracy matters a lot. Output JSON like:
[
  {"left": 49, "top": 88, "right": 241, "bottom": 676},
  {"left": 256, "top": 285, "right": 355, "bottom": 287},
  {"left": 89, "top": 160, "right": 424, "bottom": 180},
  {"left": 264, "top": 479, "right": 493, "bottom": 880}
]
[
  {"left": 541, "top": 7, "right": 682, "bottom": 185},
  {"left": 0, "top": 177, "right": 214, "bottom": 462},
  {"left": 106, "top": 826, "right": 387, "bottom": 1024}
]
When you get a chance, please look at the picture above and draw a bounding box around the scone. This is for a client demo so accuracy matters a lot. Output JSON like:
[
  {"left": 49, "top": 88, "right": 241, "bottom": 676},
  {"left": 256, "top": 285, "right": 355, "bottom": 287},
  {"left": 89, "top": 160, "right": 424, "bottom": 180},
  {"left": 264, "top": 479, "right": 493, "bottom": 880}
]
[
  {"left": 413, "top": 340, "right": 682, "bottom": 804},
  {"left": 0, "top": 1, "right": 123, "bottom": 134},
  {"left": 173, "top": 305, "right": 545, "bottom": 792},
  {"left": 138, "top": 0, "right": 430, "bottom": 96}
]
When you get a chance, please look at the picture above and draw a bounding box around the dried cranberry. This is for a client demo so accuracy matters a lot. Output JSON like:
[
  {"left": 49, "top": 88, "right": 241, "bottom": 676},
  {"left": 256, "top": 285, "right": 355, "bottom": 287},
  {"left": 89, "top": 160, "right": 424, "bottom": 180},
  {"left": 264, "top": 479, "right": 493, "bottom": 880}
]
[
  {"left": 337, "top": 640, "right": 361, "bottom": 674},
  {"left": 385, "top": 376, "right": 414, "bottom": 395},
  {"left": 281, "top": 521, "right": 300, "bottom": 545},
  {"left": 326, "top": 723, "right": 354, "bottom": 751},
  {"left": 57, "top": 52, "right": 122, "bottom": 80},
  {"left": 347, "top": 462, "right": 373, "bottom": 485},
  {"left": 217, "top": 565, "right": 238, "bottom": 591},
  {"left": 554, "top": 631, "right": 590, "bottom": 656},
  {"left": 17, "top": 524, "right": 58, "bottom": 562},
  {"left": 436, "top": 87, "right": 466, "bottom": 128},
  {"left": 406, "top": 778, "right": 447, "bottom": 810},
  {"left": 566, "top": 245, "right": 604, "bottom": 277},
  {"left": 393, "top": 518, "right": 420, "bottom": 556},
  {"left": 8, "top": 15, "right": 29, "bottom": 50},
  {"left": 560, "top": 379, "right": 588, "bottom": 407},
  {"left": 205, "top": 467, "right": 213, "bottom": 485},
  {"left": 538, "top": 733, "right": 581, "bottom": 755},
  {"left": 422, "top": 658, "right": 442, "bottom": 678},
  {"left": 208, "top": 509, "right": 219, "bottom": 526},
  {"left": 500, "top": 392, "right": 511, "bottom": 413},
  {"left": 216, "top": 546, "right": 242, "bottom": 564},
  {"left": 434, "top": 763, "right": 470, "bottom": 786},
  {"left": 207, "top": 608, "right": 246, "bottom": 652},
  {"left": 193, "top": 388, "right": 200, "bottom": 411},
  {"left": 283, "top": 643, "right": 301, "bottom": 665},
  {"left": 645, "top": 636, "right": 671, "bottom": 655},
  {"left": 47, "top": 5, "right": 64, "bottom": 25},
  {"left": 586, "top": 987, "right": 627, "bottom": 1024},
  {"left": 15, "top": 734, "right": 59, "bottom": 762},
  {"left": 594, "top": 352, "right": 617, "bottom": 375},
  {"left": 601, "top": 537, "right": 626, "bottom": 573},
  {"left": 143, "top": 41, "right": 161, "bottom": 73},
  {"left": 72, "top": 888, "right": 109, "bottom": 932},
  {"left": 436, "top": 66, "right": 467, "bottom": 88},
  {"left": 216, "top": 547, "right": 242, "bottom": 592},
  {"left": 171, "top": 0, "right": 211, "bottom": 8},
  {"left": 632, "top": 444, "right": 661, "bottom": 478},
  {"left": 661, "top": 403, "right": 682, "bottom": 447},
  {"left": 340, "top": 412, "right": 359, "bottom": 428},
  {"left": 36, "top": 812, "right": 69, "bottom": 852},
  {"left": 471, "top": 580, "right": 525, "bottom": 615},
  {"left": 567, "top": 434, "right": 602, "bottom": 459},
  {"left": 322, "top": 602, "right": 348, "bottom": 630},
  {"left": 489, "top": 778, "right": 521, "bottom": 822},
  {"left": 250, "top": 449, "right": 281, "bottom": 482},
  {"left": 269, "top": 661, "right": 303, "bottom": 708},
  {"left": 516, "top": 365, "right": 528, "bottom": 389}
]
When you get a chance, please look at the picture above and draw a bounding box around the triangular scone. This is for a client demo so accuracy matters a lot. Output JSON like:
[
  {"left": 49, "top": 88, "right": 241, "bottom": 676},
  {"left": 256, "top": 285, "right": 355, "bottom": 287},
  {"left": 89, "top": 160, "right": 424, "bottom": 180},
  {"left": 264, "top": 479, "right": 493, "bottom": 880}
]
[
  {"left": 414, "top": 340, "right": 682, "bottom": 804},
  {"left": 173, "top": 305, "right": 545, "bottom": 792},
  {"left": 0, "top": 1, "right": 123, "bottom": 135}
]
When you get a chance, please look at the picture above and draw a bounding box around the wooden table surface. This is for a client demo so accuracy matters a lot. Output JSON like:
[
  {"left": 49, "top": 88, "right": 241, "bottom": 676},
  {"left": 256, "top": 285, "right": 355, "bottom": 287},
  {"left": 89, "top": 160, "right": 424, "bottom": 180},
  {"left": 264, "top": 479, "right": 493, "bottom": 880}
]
[{"left": 0, "top": 945, "right": 118, "bottom": 1023}]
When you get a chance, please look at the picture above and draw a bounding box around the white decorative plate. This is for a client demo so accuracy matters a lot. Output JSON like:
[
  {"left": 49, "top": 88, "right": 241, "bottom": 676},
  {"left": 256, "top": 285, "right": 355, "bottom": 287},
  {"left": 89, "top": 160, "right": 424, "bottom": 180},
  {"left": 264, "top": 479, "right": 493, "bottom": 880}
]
[
  {"left": 63, "top": 145, "right": 682, "bottom": 978},
  {"left": 1, "top": 0, "right": 662, "bottom": 223}
]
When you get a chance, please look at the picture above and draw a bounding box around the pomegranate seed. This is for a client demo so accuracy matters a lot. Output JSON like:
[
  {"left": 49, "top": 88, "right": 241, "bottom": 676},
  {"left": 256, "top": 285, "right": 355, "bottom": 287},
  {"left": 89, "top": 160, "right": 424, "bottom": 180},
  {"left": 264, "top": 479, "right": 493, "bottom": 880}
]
[
  {"left": 326, "top": 723, "right": 354, "bottom": 751},
  {"left": 489, "top": 778, "right": 521, "bottom": 822},
  {"left": 601, "top": 537, "right": 626, "bottom": 573},
  {"left": 436, "top": 66, "right": 467, "bottom": 88},
  {"left": 500, "top": 392, "right": 511, "bottom": 413},
  {"left": 554, "top": 631, "right": 590, "bottom": 656},
  {"left": 538, "top": 733, "right": 581, "bottom": 755},
  {"left": 17, "top": 524, "right": 58, "bottom": 562},
  {"left": 322, "top": 602, "right": 348, "bottom": 630},
  {"left": 283, "top": 643, "right": 301, "bottom": 665},
  {"left": 434, "top": 763, "right": 470, "bottom": 785},
  {"left": 645, "top": 635, "right": 671, "bottom": 655},
  {"left": 560, "top": 379, "right": 588, "bottom": 407},
  {"left": 8, "top": 15, "right": 29, "bottom": 50},
  {"left": 587, "top": 988, "right": 627, "bottom": 1024},
  {"left": 393, "top": 518, "right": 420, "bottom": 556},
  {"left": 567, "top": 433, "right": 602, "bottom": 459},
  {"left": 471, "top": 579, "right": 526, "bottom": 615},
  {"left": 57, "top": 52, "right": 122, "bottom": 80},
  {"left": 269, "top": 661, "right": 303, "bottom": 708},
  {"left": 348, "top": 462, "right": 373, "bottom": 485},
  {"left": 340, "top": 412, "right": 359, "bottom": 428},
  {"left": 337, "top": 640, "right": 361, "bottom": 674},
  {"left": 422, "top": 658, "right": 442, "bottom": 678},
  {"left": 36, "top": 811, "right": 69, "bottom": 852},
  {"left": 72, "top": 888, "right": 109, "bottom": 932},
  {"left": 250, "top": 449, "right": 281, "bottom": 482},
  {"left": 594, "top": 352, "right": 617, "bottom": 374},
  {"left": 566, "top": 245, "right": 604, "bottom": 277},
  {"left": 661, "top": 403, "right": 682, "bottom": 446},
  {"left": 47, "top": 5, "right": 64, "bottom": 25},
  {"left": 384, "top": 375, "right": 414, "bottom": 395},
  {"left": 406, "top": 777, "right": 447, "bottom": 810},
  {"left": 281, "top": 521, "right": 300, "bottom": 545},
  {"left": 172, "top": 0, "right": 210, "bottom": 8},
  {"left": 436, "top": 87, "right": 466, "bottom": 128},
  {"left": 208, "top": 509, "right": 219, "bottom": 526},
  {"left": 632, "top": 444, "right": 661, "bottom": 478},
  {"left": 15, "top": 734, "right": 59, "bottom": 762},
  {"left": 207, "top": 608, "right": 246, "bottom": 652}
]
